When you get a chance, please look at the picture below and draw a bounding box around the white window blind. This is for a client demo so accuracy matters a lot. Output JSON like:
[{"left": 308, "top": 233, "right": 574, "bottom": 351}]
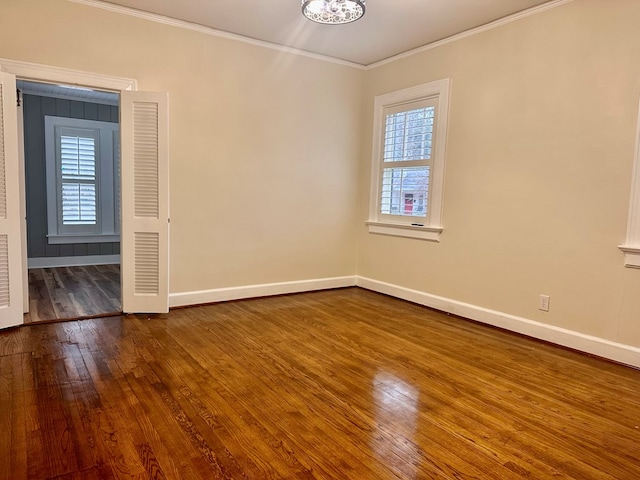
[
  {"left": 381, "top": 105, "right": 434, "bottom": 217},
  {"left": 383, "top": 106, "right": 434, "bottom": 162},
  {"left": 60, "top": 135, "right": 97, "bottom": 225},
  {"left": 378, "top": 101, "right": 436, "bottom": 219}
]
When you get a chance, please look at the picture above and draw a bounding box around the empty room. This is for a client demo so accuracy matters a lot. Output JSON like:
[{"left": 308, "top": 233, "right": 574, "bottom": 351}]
[{"left": 0, "top": 0, "right": 639, "bottom": 478}]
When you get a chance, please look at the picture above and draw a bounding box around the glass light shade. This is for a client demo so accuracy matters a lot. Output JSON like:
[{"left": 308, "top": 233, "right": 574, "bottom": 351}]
[{"left": 302, "top": 0, "right": 366, "bottom": 25}]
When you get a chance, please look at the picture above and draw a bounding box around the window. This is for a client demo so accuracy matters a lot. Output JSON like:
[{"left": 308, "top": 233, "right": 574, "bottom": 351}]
[
  {"left": 619, "top": 99, "right": 640, "bottom": 267},
  {"left": 59, "top": 131, "right": 98, "bottom": 230},
  {"left": 367, "top": 79, "right": 450, "bottom": 241},
  {"left": 45, "top": 116, "right": 120, "bottom": 244}
]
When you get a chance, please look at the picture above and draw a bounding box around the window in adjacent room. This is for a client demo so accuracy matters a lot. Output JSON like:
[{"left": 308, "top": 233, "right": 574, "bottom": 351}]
[
  {"left": 45, "top": 116, "right": 120, "bottom": 244},
  {"left": 367, "top": 79, "right": 450, "bottom": 241}
]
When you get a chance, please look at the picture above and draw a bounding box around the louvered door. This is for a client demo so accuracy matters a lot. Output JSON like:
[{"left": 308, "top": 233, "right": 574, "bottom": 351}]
[
  {"left": 120, "top": 92, "right": 169, "bottom": 313},
  {"left": 0, "top": 72, "right": 24, "bottom": 328}
]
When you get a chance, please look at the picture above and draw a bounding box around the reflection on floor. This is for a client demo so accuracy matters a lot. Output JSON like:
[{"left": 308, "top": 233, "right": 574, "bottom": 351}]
[
  {"left": 3, "top": 288, "right": 639, "bottom": 479},
  {"left": 24, "top": 264, "right": 121, "bottom": 323}
]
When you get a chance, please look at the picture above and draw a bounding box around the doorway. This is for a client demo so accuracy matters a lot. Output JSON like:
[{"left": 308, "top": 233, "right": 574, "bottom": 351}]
[
  {"left": 0, "top": 59, "right": 170, "bottom": 330},
  {"left": 18, "top": 80, "right": 122, "bottom": 323}
]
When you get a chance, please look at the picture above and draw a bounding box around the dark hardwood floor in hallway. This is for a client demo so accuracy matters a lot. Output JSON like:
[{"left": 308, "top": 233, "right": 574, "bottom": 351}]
[
  {"left": 2, "top": 287, "right": 639, "bottom": 479},
  {"left": 25, "top": 264, "right": 121, "bottom": 323}
]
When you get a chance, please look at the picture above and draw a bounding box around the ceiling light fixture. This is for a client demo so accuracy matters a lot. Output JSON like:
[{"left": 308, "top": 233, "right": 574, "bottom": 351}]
[{"left": 302, "top": 0, "right": 366, "bottom": 25}]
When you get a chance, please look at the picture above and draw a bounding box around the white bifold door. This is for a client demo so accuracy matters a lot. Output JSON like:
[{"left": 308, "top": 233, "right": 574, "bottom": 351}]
[
  {"left": 0, "top": 72, "right": 24, "bottom": 329},
  {"left": 120, "top": 91, "right": 169, "bottom": 314}
]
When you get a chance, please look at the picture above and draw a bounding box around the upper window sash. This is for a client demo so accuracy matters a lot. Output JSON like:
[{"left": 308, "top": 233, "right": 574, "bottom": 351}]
[{"left": 382, "top": 101, "right": 436, "bottom": 163}]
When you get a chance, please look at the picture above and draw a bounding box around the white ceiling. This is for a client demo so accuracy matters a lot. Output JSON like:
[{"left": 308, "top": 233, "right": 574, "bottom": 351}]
[
  {"left": 17, "top": 80, "right": 120, "bottom": 105},
  {"left": 96, "top": 0, "right": 560, "bottom": 66}
]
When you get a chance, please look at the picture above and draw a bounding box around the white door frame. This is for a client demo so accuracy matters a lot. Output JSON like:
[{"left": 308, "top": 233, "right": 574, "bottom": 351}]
[
  {"left": 0, "top": 58, "right": 137, "bottom": 93},
  {"left": 16, "top": 90, "right": 27, "bottom": 313}
]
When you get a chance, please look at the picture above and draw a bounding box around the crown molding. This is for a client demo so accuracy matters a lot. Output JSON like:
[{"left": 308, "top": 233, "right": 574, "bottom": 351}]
[
  {"left": 69, "top": 0, "right": 573, "bottom": 70},
  {"left": 68, "top": 0, "right": 366, "bottom": 70},
  {"left": 365, "top": 0, "right": 575, "bottom": 69}
]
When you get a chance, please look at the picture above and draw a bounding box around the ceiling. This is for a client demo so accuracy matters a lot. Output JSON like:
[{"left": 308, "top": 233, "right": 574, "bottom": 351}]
[
  {"left": 17, "top": 80, "right": 119, "bottom": 105},
  {"left": 96, "top": 0, "right": 560, "bottom": 66}
]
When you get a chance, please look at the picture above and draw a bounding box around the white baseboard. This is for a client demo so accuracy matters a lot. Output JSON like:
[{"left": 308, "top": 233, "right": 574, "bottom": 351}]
[
  {"left": 28, "top": 254, "right": 121, "bottom": 269},
  {"left": 166, "top": 273, "right": 639, "bottom": 368},
  {"left": 356, "top": 276, "right": 640, "bottom": 369},
  {"left": 169, "top": 276, "right": 357, "bottom": 308}
]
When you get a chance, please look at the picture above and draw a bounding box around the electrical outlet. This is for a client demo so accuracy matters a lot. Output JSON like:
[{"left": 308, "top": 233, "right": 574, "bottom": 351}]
[{"left": 539, "top": 294, "right": 550, "bottom": 312}]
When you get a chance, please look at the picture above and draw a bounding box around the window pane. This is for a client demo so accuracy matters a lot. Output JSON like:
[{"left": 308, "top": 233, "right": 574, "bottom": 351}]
[
  {"left": 380, "top": 166, "right": 429, "bottom": 217},
  {"left": 62, "top": 183, "right": 96, "bottom": 225},
  {"left": 61, "top": 135, "right": 96, "bottom": 180},
  {"left": 383, "top": 106, "right": 434, "bottom": 162}
]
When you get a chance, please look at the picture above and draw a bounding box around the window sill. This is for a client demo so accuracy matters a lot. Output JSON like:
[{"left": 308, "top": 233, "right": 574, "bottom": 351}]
[
  {"left": 366, "top": 221, "right": 442, "bottom": 242},
  {"left": 618, "top": 245, "right": 640, "bottom": 268},
  {"left": 48, "top": 234, "right": 120, "bottom": 245}
]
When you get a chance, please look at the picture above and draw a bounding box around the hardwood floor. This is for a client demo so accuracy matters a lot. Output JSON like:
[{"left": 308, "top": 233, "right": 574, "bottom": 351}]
[
  {"left": 1, "top": 287, "right": 639, "bottom": 479},
  {"left": 25, "top": 265, "right": 121, "bottom": 323}
]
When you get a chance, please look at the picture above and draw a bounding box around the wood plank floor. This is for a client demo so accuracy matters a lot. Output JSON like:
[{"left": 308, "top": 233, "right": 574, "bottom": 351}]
[
  {"left": 25, "top": 265, "right": 121, "bottom": 323},
  {"left": 1, "top": 287, "right": 639, "bottom": 479}
]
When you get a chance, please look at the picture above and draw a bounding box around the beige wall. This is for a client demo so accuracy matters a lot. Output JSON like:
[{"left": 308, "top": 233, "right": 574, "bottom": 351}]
[
  {"left": 358, "top": 0, "right": 640, "bottom": 348},
  {"left": 1, "top": 0, "right": 639, "bottom": 350},
  {"left": 0, "top": 0, "right": 363, "bottom": 293}
]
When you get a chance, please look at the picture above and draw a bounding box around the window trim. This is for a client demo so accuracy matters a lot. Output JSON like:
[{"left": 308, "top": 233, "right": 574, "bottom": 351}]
[
  {"left": 44, "top": 116, "right": 120, "bottom": 244},
  {"left": 367, "top": 79, "right": 451, "bottom": 242},
  {"left": 619, "top": 99, "right": 640, "bottom": 268}
]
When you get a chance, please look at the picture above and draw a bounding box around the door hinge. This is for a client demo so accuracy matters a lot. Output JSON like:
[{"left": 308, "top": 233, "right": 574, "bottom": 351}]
[{"left": 16, "top": 88, "right": 21, "bottom": 107}]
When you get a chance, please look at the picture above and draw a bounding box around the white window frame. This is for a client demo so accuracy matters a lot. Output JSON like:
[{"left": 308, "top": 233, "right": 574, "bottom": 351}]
[
  {"left": 619, "top": 99, "right": 640, "bottom": 267},
  {"left": 45, "top": 116, "right": 120, "bottom": 244},
  {"left": 367, "top": 79, "right": 451, "bottom": 241}
]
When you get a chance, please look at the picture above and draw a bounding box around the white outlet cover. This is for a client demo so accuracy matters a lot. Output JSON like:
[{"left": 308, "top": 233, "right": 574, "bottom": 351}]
[{"left": 539, "top": 295, "right": 550, "bottom": 312}]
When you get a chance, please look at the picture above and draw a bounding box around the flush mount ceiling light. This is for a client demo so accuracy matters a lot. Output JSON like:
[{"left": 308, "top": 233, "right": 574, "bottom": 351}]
[{"left": 302, "top": 0, "right": 366, "bottom": 25}]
